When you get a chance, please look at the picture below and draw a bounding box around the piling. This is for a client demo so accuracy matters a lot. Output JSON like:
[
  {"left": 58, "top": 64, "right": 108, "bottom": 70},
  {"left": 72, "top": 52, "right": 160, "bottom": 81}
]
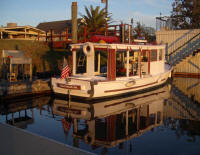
[{"left": 72, "top": 2, "right": 78, "bottom": 43}]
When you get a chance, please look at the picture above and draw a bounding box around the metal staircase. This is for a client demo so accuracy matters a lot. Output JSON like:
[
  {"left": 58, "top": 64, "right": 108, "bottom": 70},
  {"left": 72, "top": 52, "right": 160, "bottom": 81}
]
[{"left": 166, "top": 31, "right": 200, "bottom": 66}]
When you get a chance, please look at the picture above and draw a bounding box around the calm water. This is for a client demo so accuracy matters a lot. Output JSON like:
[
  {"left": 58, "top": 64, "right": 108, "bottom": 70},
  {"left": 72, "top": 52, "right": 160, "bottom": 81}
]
[{"left": 0, "top": 77, "right": 200, "bottom": 155}]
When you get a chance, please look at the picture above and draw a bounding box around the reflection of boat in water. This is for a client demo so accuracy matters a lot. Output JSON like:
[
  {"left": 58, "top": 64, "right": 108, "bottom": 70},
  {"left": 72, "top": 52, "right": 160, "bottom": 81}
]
[{"left": 53, "top": 85, "right": 170, "bottom": 147}]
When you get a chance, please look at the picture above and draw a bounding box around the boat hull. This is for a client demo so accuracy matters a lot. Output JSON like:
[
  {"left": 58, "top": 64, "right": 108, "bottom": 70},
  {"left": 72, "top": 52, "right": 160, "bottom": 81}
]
[{"left": 51, "top": 65, "right": 172, "bottom": 100}]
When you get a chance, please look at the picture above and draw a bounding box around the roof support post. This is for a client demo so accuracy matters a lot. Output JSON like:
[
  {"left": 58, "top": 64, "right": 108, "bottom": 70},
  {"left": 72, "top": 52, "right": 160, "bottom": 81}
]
[
  {"left": 138, "top": 49, "right": 142, "bottom": 77},
  {"left": 72, "top": 50, "right": 76, "bottom": 75},
  {"left": 148, "top": 50, "right": 151, "bottom": 74},
  {"left": 126, "top": 50, "right": 130, "bottom": 77},
  {"left": 98, "top": 52, "right": 101, "bottom": 74},
  {"left": 107, "top": 49, "right": 116, "bottom": 81}
]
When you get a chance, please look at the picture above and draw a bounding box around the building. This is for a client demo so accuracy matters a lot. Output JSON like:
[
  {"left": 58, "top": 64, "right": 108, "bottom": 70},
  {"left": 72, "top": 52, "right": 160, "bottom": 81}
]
[
  {"left": 36, "top": 19, "right": 81, "bottom": 41},
  {"left": 0, "top": 23, "right": 46, "bottom": 40}
]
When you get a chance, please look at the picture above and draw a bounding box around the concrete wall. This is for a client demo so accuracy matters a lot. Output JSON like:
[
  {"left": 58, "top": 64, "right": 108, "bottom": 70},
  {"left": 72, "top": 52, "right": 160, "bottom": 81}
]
[
  {"left": 0, "top": 123, "right": 94, "bottom": 155},
  {"left": 0, "top": 79, "right": 51, "bottom": 96}
]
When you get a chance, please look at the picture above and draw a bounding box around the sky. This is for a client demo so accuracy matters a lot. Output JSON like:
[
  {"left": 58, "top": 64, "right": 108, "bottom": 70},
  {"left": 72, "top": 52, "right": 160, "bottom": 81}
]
[{"left": 0, "top": 0, "right": 174, "bottom": 28}]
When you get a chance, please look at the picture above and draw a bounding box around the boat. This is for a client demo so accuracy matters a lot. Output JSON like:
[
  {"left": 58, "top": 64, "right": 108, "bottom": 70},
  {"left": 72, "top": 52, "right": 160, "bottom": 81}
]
[{"left": 51, "top": 41, "right": 172, "bottom": 99}]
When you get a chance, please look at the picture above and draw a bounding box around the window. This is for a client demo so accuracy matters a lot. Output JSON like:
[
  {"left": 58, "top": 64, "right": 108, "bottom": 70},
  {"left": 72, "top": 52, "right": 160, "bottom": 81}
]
[
  {"left": 151, "top": 50, "right": 157, "bottom": 61},
  {"left": 159, "top": 49, "right": 163, "bottom": 60}
]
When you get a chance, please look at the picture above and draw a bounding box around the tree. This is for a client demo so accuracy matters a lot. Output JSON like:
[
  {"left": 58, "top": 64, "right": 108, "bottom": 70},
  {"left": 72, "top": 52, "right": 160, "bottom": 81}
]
[
  {"left": 171, "top": 0, "right": 200, "bottom": 29},
  {"left": 134, "top": 22, "right": 156, "bottom": 42},
  {"left": 79, "top": 5, "right": 111, "bottom": 37}
]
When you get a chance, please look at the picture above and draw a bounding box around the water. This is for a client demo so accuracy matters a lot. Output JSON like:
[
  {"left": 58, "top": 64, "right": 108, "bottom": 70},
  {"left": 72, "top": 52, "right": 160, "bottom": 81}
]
[{"left": 0, "top": 77, "right": 200, "bottom": 155}]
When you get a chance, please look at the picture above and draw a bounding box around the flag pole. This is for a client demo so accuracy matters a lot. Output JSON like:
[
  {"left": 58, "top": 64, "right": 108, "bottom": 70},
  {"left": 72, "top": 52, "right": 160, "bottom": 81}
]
[{"left": 68, "top": 89, "right": 71, "bottom": 108}]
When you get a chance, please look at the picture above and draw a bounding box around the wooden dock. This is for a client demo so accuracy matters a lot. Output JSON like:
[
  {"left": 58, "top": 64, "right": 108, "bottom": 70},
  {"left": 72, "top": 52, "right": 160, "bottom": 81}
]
[{"left": 0, "top": 79, "right": 52, "bottom": 103}]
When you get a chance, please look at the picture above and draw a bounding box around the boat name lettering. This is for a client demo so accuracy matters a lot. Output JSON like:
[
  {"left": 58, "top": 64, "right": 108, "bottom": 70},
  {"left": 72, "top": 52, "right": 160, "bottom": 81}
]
[{"left": 57, "top": 83, "right": 81, "bottom": 90}]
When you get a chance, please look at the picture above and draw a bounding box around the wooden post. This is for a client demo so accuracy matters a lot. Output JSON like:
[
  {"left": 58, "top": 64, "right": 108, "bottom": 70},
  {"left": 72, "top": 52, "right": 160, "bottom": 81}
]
[
  {"left": 107, "top": 49, "right": 116, "bottom": 81},
  {"left": 73, "top": 118, "right": 78, "bottom": 133},
  {"left": 72, "top": 2, "right": 78, "bottom": 43},
  {"left": 38, "top": 32, "right": 40, "bottom": 41}
]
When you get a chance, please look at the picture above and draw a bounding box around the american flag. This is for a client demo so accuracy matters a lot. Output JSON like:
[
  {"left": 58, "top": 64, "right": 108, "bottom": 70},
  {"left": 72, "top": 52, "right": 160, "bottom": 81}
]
[{"left": 60, "top": 58, "right": 70, "bottom": 79}]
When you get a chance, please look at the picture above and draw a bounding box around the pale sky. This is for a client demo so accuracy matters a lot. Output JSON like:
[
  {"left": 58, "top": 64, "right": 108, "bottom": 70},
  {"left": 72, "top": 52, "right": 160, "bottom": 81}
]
[{"left": 0, "top": 0, "right": 174, "bottom": 28}]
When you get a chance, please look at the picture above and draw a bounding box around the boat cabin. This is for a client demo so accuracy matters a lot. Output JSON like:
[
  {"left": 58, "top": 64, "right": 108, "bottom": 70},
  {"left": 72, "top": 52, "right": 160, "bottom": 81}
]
[{"left": 70, "top": 42, "right": 165, "bottom": 81}]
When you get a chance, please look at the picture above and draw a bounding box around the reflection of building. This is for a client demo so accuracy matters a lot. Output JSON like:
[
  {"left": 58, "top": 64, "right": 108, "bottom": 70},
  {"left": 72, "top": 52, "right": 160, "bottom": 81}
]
[
  {"left": 0, "top": 23, "right": 45, "bottom": 40},
  {"left": 0, "top": 96, "right": 51, "bottom": 129},
  {"left": 53, "top": 86, "right": 169, "bottom": 148}
]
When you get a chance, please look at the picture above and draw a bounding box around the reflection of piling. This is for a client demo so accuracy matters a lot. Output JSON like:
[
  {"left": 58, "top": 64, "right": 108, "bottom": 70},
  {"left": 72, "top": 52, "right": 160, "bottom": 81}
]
[{"left": 72, "top": 2, "right": 77, "bottom": 43}]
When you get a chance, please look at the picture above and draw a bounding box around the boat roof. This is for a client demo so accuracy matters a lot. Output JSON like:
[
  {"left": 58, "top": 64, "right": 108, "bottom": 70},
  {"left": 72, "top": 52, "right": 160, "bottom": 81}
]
[{"left": 70, "top": 42, "right": 165, "bottom": 51}]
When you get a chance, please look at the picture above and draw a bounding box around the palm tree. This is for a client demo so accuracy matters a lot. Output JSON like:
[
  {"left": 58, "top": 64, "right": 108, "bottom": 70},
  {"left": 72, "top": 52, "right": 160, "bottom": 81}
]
[{"left": 79, "top": 5, "right": 111, "bottom": 38}]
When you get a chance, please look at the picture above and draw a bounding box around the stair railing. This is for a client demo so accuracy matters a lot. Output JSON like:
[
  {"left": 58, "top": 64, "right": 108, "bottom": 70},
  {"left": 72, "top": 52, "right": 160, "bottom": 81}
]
[{"left": 166, "top": 30, "right": 200, "bottom": 65}]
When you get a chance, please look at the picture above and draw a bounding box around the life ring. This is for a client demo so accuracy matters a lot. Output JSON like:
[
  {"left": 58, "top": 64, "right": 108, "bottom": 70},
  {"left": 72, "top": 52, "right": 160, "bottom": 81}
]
[
  {"left": 83, "top": 42, "right": 94, "bottom": 56},
  {"left": 84, "top": 133, "right": 95, "bottom": 144}
]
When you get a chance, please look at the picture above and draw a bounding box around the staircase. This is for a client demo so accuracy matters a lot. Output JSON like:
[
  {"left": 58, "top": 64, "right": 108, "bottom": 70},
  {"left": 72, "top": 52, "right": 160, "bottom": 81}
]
[{"left": 166, "top": 30, "right": 200, "bottom": 66}]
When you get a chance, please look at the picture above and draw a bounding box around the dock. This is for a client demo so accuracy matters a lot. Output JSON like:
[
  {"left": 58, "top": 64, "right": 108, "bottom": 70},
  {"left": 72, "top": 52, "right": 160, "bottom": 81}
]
[
  {"left": 0, "top": 122, "right": 94, "bottom": 155},
  {"left": 0, "top": 79, "right": 52, "bottom": 103}
]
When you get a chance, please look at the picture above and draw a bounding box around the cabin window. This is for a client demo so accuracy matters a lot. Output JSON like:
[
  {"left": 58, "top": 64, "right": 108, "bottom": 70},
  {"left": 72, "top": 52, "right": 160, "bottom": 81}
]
[
  {"left": 159, "top": 49, "right": 163, "bottom": 60},
  {"left": 141, "top": 50, "right": 148, "bottom": 62},
  {"left": 116, "top": 51, "right": 127, "bottom": 77},
  {"left": 150, "top": 50, "right": 157, "bottom": 61},
  {"left": 96, "top": 51, "right": 107, "bottom": 76},
  {"left": 76, "top": 50, "right": 86, "bottom": 74}
]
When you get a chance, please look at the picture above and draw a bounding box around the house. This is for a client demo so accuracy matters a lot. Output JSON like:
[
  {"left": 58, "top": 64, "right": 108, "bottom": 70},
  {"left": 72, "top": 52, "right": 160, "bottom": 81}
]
[
  {"left": 0, "top": 23, "right": 46, "bottom": 40},
  {"left": 36, "top": 19, "right": 81, "bottom": 41}
]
